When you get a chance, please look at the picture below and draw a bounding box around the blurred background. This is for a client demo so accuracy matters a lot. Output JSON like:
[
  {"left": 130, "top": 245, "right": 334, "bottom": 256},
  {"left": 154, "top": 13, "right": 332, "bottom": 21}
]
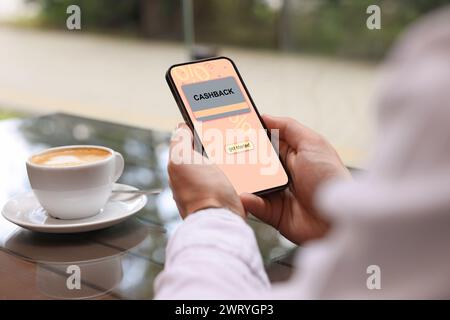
[{"left": 1, "top": 0, "right": 448, "bottom": 167}]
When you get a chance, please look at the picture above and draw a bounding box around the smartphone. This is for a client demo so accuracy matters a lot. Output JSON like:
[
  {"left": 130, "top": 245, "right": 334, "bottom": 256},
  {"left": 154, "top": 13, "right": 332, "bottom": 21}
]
[{"left": 166, "top": 56, "right": 289, "bottom": 195}]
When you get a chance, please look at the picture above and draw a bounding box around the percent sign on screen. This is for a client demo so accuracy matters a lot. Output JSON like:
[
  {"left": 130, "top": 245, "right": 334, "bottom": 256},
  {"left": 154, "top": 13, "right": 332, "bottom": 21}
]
[{"left": 229, "top": 114, "right": 251, "bottom": 132}]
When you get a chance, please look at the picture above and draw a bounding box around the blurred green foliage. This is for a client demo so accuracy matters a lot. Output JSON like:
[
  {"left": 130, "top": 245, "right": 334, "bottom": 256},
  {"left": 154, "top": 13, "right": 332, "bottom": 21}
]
[
  {"left": 288, "top": 0, "right": 450, "bottom": 58},
  {"left": 0, "top": 109, "right": 22, "bottom": 120},
  {"left": 34, "top": 0, "right": 450, "bottom": 59},
  {"left": 38, "top": 0, "right": 140, "bottom": 31},
  {"left": 194, "top": 0, "right": 278, "bottom": 48}
]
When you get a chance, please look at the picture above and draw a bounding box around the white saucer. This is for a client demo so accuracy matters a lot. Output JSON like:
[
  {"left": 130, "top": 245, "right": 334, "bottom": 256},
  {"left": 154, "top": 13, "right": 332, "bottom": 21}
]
[{"left": 1, "top": 183, "right": 147, "bottom": 233}]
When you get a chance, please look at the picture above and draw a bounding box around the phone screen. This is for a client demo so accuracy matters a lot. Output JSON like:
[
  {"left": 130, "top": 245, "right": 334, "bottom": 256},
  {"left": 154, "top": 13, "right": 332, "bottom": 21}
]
[{"left": 168, "top": 57, "right": 288, "bottom": 195}]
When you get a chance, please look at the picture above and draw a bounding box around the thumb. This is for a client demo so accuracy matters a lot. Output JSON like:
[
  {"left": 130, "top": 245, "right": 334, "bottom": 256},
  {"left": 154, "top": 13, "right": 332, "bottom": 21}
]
[
  {"left": 169, "top": 122, "right": 194, "bottom": 164},
  {"left": 240, "top": 193, "right": 273, "bottom": 225},
  {"left": 262, "top": 114, "right": 303, "bottom": 150},
  {"left": 171, "top": 122, "right": 193, "bottom": 145}
]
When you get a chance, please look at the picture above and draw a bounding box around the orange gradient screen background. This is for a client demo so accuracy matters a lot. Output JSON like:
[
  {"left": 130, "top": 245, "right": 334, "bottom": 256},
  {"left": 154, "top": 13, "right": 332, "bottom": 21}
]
[{"left": 170, "top": 58, "right": 288, "bottom": 194}]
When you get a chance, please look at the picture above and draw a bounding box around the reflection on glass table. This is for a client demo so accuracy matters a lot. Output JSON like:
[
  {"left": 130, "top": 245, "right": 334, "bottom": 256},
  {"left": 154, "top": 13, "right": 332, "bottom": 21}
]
[
  {"left": 0, "top": 113, "right": 297, "bottom": 299},
  {"left": 4, "top": 218, "right": 164, "bottom": 299}
]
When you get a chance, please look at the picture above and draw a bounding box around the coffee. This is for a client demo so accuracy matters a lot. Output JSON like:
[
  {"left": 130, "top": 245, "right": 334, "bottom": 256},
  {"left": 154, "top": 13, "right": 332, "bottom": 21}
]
[
  {"left": 27, "top": 145, "right": 124, "bottom": 219},
  {"left": 31, "top": 147, "right": 111, "bottom": 167}
]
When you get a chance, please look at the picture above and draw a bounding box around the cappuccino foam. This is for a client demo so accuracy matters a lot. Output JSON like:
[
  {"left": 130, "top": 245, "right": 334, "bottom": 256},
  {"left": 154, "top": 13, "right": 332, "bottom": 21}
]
[{"left": 31, "top": 148, "right": 111, "bottom": 167}]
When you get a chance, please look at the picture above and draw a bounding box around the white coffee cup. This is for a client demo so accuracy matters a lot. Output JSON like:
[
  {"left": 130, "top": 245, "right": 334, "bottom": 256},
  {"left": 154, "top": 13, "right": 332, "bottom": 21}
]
[{"left": 26, "top": 145, "right": 124, "bottom": 220}]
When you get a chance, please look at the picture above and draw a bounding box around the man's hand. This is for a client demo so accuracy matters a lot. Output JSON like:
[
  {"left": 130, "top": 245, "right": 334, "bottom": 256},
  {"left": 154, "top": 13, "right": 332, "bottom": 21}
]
[
  {"left": 168, "top": 123, "right": 245, "bottom": 219},
  {"left": 241, "top": 115, "right": 351, "bottom": 245}
]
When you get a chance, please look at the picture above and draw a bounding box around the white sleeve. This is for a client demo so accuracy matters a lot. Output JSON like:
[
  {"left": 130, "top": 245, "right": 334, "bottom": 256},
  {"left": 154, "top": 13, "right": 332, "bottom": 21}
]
[{"left": 154, "top": 208, "right": 271, "bottom": 299}]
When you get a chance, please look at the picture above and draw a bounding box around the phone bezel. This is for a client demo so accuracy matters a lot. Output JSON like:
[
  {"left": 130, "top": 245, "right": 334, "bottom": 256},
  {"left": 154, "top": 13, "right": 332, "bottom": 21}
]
[{"left": 165, "top": 56, "right": 289, "bottom": 196}]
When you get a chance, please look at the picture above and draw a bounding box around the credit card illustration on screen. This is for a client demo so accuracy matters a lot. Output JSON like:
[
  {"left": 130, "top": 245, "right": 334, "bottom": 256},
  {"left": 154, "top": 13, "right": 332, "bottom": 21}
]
[{"left": 181, "top": 76, "right": 250, "bottom": 121}]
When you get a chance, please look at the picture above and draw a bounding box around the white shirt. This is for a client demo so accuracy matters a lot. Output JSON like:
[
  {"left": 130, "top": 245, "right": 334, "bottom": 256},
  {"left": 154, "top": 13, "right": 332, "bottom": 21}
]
[{"left": 154, "top": 7, "right": 450, "bottom": 299}]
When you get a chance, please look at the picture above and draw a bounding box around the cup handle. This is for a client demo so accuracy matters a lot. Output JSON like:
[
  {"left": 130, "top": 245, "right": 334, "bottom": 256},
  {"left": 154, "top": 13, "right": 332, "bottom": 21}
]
[{"left": 113, "top": 152, "right": 124, "bottom": 182}]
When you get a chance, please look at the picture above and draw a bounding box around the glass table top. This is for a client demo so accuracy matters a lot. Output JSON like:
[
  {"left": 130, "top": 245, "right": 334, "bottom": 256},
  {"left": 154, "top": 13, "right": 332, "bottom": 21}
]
[{"left": 0, "top": 113, "right": 296, "bottom": 299}]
